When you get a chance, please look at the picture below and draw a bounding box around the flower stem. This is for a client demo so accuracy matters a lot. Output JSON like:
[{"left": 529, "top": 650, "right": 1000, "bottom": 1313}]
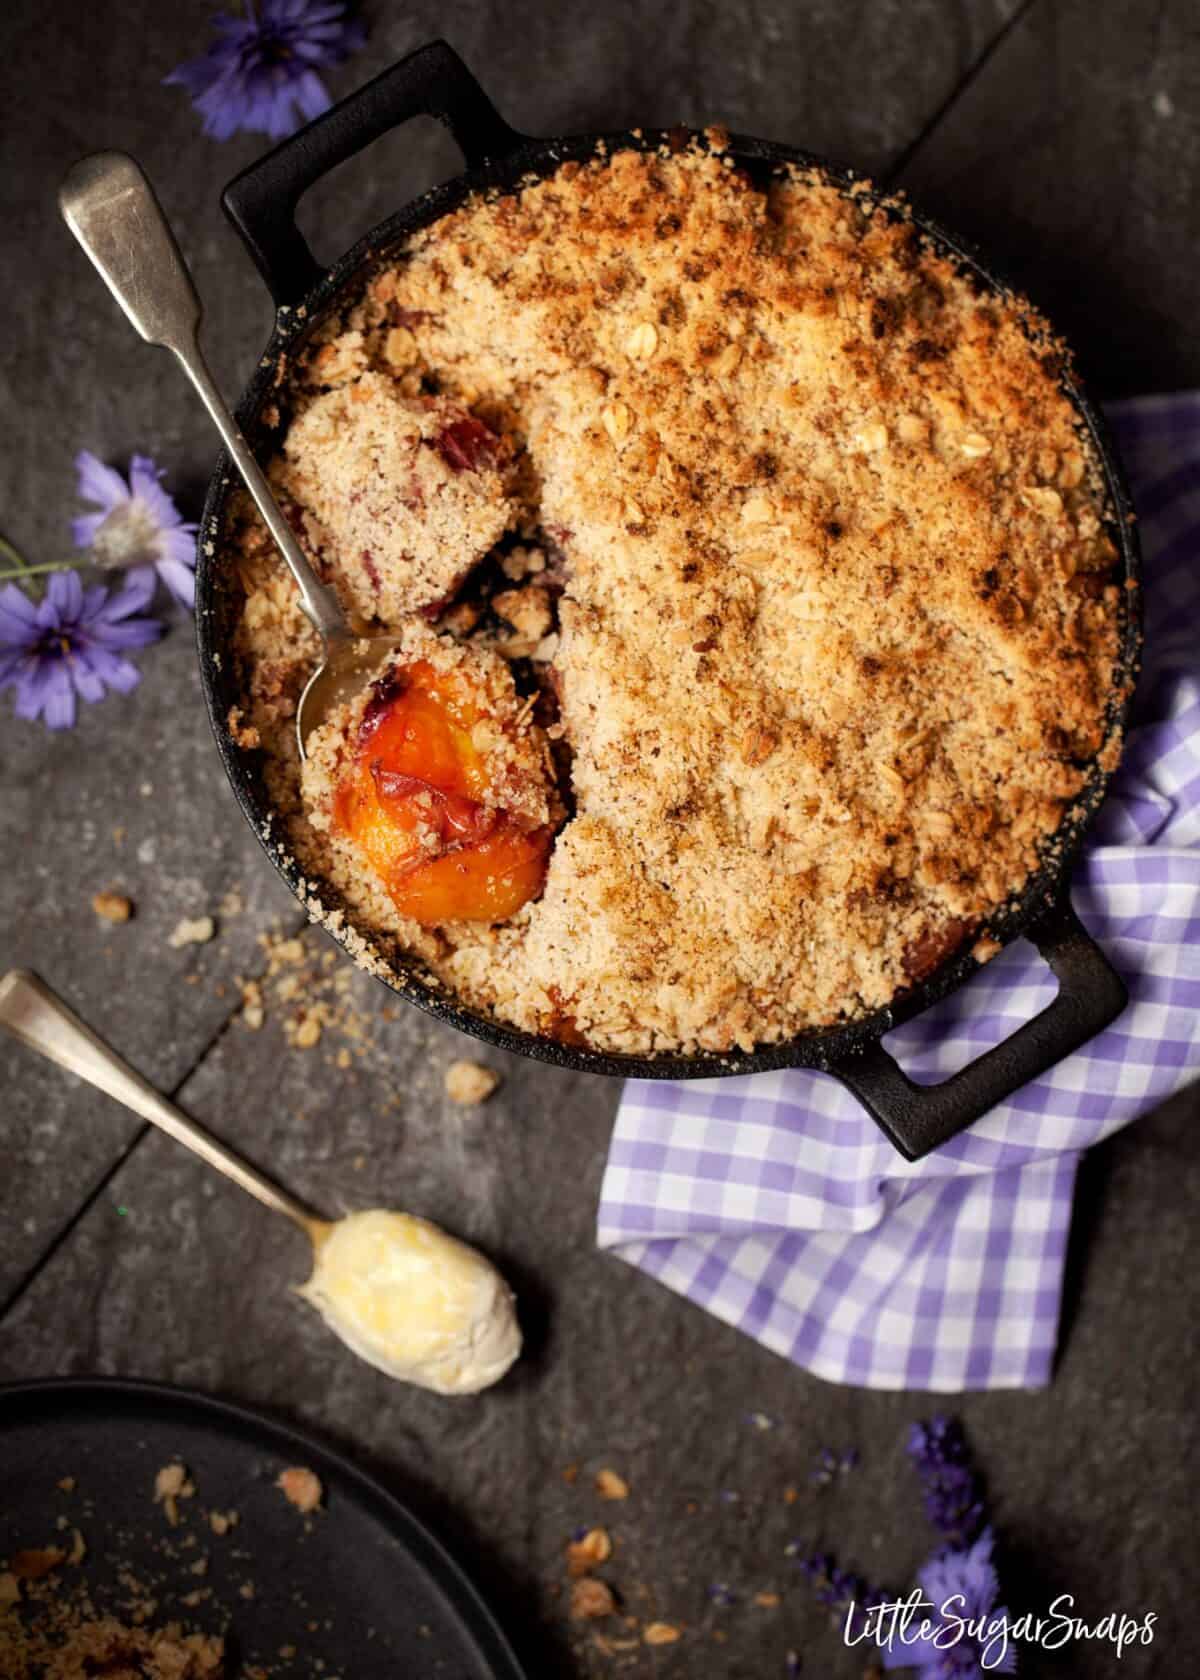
[
  {"left": 0, "top": 558, "right": 86, "bottom": 583},
  {"left": 0, "top": 532, "right": 32, "bottom": 574}
]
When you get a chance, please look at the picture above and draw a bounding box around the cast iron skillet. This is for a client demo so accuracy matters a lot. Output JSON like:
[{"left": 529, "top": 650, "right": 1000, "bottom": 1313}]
[{"left": 196, "top": 40, "right": 1141, "bottom": 1161}]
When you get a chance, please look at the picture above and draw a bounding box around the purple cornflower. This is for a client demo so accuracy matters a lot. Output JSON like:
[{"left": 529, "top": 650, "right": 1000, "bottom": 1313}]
[
  {"left": 880, "top": 1529, "right": 1016, "bottom": 1677},
  {"left": 0, "top": 571, "right": 162, "bottom": 730},
  {"left": 165, "top": 1, "right": 366, "bottom": 141},
  {"left": 907, "top": 1417, "right": 986, "bottom": 1547},
  {"left": 73, "top": 452, "right": 197, "bottom": 610}
]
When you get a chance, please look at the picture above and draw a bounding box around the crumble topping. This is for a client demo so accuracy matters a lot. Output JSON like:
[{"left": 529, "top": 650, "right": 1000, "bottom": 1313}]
[
  {"left": 277, "top": 373, "right": 512, "bottom": 624},
  {"left": 228, "top": 143, "right": 1125, "bottom": 1055}
]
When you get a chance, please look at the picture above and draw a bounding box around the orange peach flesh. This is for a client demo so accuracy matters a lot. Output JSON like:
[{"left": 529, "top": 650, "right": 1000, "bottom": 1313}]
[{"left": 333, "top": 661, "right": 551, "bottom": 925}]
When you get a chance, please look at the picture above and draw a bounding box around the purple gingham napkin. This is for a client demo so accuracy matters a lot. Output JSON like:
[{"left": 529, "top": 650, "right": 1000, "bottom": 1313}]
[{"left": 598, "top": 393, "right": 1200, "bottom": 1391}]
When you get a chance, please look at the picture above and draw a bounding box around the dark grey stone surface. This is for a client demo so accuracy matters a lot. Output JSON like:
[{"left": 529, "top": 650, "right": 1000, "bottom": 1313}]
[
  {"left": 897, "top": 0, "right": 1200, "bottom": 394},
  {"left": 1, "top": 2, "right": 1197, "bottom": 1676}
]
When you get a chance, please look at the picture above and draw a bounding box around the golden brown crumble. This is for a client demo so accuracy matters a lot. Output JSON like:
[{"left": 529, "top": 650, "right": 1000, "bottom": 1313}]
[
  {"left": 228, "top": 144, "right": 1124, "bottom": 1055},
  {"left": 566, "top": 1528, "right": 613, "bottom": 1577},
  {"left": 275, "top": 1467, "right": 323, "bottom": 1514},
  {"left": 444, "top": 1059, "right": 502, "bottom": 1104},
  {"left": 153, "top": 1464, "right": 195, "bottom": 1528},
  {"left": 91, "top": 890, "right": 133, "bottom": 923},
  {"left": 594, "top": 1469, "right": 630, "bottom": 1502},
  {"left": 570, "top": 1578, "right": 617, "bottom": 1621}
]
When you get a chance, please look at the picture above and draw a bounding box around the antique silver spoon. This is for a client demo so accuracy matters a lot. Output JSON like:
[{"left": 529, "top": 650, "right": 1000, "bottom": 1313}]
[
  {"left": 59, "top": 150, "right": 396, "bottom": 757},
  {"left": 0, "top": 970, "right": 520, "bottom": 1394}
]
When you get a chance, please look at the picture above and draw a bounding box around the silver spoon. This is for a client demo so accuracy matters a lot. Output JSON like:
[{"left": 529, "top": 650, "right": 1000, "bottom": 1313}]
[
  {"left": 59, "top": 150, "right": 396, "bottom": 758},
  {"left": 0, "top": 970, "right": 521, "bottom": 1394}
]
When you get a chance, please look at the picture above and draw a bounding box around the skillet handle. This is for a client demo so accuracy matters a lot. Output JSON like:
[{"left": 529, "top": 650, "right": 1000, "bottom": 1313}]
[
  {"left": 826, "top": 894, "right": 1127, "bottom": 1161},
  {"left": 222, "top": 40, "right": 524, "bottom": 307}
]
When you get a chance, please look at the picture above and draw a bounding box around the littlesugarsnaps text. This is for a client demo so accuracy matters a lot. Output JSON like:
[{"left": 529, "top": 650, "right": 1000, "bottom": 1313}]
[{"left": 845, "top": 1591, "right": 1157, "bottom": 1669}]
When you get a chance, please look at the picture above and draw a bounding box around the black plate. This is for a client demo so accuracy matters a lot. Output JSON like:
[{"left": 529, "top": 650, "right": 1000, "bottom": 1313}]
[{"left": 0, "top": 1377, "right": 526, "bottom": 1680}]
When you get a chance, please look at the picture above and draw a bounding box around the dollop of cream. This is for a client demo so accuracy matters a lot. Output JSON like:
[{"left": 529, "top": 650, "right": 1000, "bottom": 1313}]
[{"left": 298, "top": 1209, "right": 520, "bottom": 1395}]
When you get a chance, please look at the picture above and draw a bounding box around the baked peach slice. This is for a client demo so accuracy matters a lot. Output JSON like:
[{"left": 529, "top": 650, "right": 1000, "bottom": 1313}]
[{"left": 306, "top": 637, "right": 557, "bottom": 927}]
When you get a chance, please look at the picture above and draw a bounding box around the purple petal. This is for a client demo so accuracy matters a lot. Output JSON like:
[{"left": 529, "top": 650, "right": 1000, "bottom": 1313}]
[
  {"left": 292, "top": 69, "right": 332, "bottom": 122},
  {"left": 0, "top": 583, "right": 40, "bottom": 645},
  {"left": 81, "top": 642, "right": 144, "bottom": 693},
  {"left": 15, "top": 657, "right": 76, "bottom": 729},
  {"left": 157, "top": 556, "right": 196, "bottom": 610},
  {"left": 42, "top": 670, "right": 78, "bottom": 728},
  {"left": 96, "top": 567, "right": 158, "bottom": 619},
  {"left": 87, "top": 616, "right": 163, "bottom": 653},
  {"left": 161, "top": 525, "right": 199, "bottom": 568},
  {"left": 80, "top": 582, "right": 110, "bottom": 620},
  {"left": 0, "top": 647, "right": 27, "bottom": 685},
  {"left": 129, "top": 455, "right": 186, "bottom": 531},
  {"left": 69, "top": 655, "right": 107, "bottom": 705},
  {"left": 46, "top": 567, "right": 85, "bottom": 617},
  {"left": 75, "top": 449, "right": 130, "bottom": 513},
  {"left": 72, "top": 511, "right": 108, "bottom": 550}
]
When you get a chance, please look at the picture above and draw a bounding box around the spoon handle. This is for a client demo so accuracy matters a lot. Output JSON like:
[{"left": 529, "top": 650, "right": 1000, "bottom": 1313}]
[
  {"left": 0, "top": 970, "right": 324, "bottom": 1242},
  {"left": 59, "top": 150, "right": 348, "bottom": 644}
]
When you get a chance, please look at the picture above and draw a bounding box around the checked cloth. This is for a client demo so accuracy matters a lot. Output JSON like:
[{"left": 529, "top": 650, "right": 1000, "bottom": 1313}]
[{"left": 598, "top": 393, "right": 1200, "bottom": 1391}]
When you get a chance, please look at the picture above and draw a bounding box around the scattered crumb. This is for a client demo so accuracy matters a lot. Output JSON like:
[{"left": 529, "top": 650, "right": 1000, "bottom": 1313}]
[
  {"left": 153, "top": 1463, "right": 195, "bottom": 1527},
  {"left": 643, "top": 1621, "right": 682, "bottom": 1645},
  {"left": 208, "top": 1509, "right": 239, "bottom": 1537},
  {"left": 444, "top": 1060, "right": 501, "bottom": 1105},
  {"left": 1, "top": 1611, "right": 223, "bottom": 1677},
  {"left": 238, "top": 927, "right": 378, "bottom": 1056},
  {"left": 566, "top": 1528, "right": 612, "bottom": 1577},
  {"left": 594, "top": 1469, "right": 629, "bottom": 1501},
  {"left": 239, "top": 1582, "right": 255, "bottom": 1601},
  {"left": 57, "top": 1477, "right": 76, "bottom": 1494},
  {"left": 562, "top": 1464, "right": 580, "bottom": 1485},
  {"left": 67, "top": 1529, "right": 87, "bottom": 1567},
  {"left": 168, "top": 916, "right": 216, "bottom": 949},
  {"left": 11, "top": 1548, "right": 65, "bottom": 1580},
  {"left": 239, "top": 977, "right": 265, "bottom": 1030},
  {"left": 276, "top": 1467, "right": 323, "bottom": 1514},
  {"left": 92, "top": 891, "right": 133, "bottom": 924},
  {"left": 570, "top": 1578, "right": 616, "bottom": 1621},
  {"left": 754, "top": 1591, "right": 780, "bottom": 1608},
  {"left": 292, "top": 1011, "right": 323, "bottom": 1049}
]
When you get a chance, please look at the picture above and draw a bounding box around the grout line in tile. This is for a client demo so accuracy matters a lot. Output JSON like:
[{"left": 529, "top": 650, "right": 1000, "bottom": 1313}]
[
  {"left": 883, "top": 0, "right": 1044, "bottom": 186},
  {"left": 0, "top": 905, "right": 310, "bottom": 1327}
]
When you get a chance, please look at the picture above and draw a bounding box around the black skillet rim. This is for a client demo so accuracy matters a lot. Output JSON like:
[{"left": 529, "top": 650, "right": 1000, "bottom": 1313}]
[{"left": 194, "top": 119, "right": 1142, "bottom": 1084}]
